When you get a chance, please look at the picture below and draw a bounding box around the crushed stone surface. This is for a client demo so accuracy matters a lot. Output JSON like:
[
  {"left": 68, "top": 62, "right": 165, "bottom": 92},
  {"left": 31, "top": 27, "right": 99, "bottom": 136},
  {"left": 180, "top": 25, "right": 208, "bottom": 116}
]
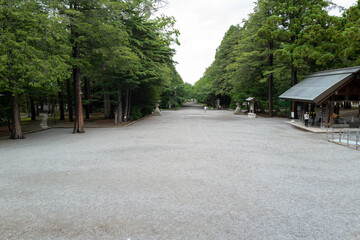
[{"left": 1, "top": 102, "right": 360, "bottom": 240}]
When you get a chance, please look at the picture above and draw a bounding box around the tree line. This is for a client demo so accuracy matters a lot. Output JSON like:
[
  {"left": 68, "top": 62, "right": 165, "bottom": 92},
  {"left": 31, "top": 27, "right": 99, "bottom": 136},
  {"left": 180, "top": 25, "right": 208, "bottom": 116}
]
[
  {"left": 193, "top": 0, "right": 360, "bottom": 117},
  {"left": 0, "top": 0, "right": 189, "bottom": 139}
]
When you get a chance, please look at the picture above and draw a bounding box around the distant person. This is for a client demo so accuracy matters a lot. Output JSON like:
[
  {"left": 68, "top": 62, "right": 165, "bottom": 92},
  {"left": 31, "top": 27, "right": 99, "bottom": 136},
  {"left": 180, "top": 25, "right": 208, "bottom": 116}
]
[
  {"left": 204, "top": 106, "right": 207, "bottom": 112},
  {"left": 312, "top": 112, "right": 316, "bottom": 126},
  {"left": 304, "top": 112, "right": 309, "bottom": 127}
]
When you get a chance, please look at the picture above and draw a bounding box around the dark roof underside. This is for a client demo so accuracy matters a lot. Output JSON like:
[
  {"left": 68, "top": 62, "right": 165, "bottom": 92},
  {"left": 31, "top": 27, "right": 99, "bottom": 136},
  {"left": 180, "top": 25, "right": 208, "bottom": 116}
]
[{"left": 279, "top": 66, "right": 360, "bottom": 103}]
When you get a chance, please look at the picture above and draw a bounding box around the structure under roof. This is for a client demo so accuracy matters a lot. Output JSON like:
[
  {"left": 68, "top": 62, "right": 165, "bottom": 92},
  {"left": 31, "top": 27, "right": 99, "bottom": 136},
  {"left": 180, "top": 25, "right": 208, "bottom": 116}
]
[{"left": 279, "top": 66, "right": 360, "bottom": 104}]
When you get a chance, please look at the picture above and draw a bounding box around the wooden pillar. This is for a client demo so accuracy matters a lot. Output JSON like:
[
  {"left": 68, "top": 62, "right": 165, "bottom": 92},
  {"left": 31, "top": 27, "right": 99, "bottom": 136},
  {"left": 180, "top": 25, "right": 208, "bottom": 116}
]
[
  {"left": 358, "top": 99, "right": 360, "bottom": 128},
  {"left": 324, "top": 101, "right": 330, "bottom": 127},
  {"left": 329, "top": 101, "right": 334, "bottom": 127}
]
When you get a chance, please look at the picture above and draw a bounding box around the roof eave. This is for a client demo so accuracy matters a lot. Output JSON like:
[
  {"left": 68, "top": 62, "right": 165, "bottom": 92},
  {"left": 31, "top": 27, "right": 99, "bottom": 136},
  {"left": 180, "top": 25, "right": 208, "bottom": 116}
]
[{"left": 279, "top": 97, "right": 316, "bottom": 103}]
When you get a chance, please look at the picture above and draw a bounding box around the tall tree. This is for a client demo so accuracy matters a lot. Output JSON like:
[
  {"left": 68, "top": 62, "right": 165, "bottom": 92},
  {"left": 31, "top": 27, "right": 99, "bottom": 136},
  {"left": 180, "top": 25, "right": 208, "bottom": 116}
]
[
  {"left": 271, "top": 0, "right": 337, "bottom": 117},
  {"left": 342, "top": 0, "right": 360, "bottom": 65},
  {"left": 0, "top": 0, "right": 69, "bottom": 139}
]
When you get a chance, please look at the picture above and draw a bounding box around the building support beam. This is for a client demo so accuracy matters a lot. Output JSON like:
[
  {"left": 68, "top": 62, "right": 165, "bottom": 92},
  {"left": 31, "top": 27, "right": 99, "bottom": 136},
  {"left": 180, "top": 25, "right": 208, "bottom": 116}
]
[{"left": 325, "top": 101, "right": 330, "bottom": 128}]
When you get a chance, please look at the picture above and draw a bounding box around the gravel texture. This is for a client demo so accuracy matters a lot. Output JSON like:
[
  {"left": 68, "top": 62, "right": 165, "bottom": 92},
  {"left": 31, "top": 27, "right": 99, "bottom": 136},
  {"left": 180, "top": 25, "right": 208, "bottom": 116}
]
[{"left": 1, "top": 102, "right": 360, "bottom": 240}]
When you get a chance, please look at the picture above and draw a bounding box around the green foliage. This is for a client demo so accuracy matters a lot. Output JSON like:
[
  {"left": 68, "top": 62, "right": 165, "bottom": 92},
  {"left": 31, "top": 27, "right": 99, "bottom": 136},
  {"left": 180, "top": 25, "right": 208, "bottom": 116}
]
[
  {"left": 342, "top": 1, "right": 360, "bottom": 65},
  {"left": 90, "top": 1, "right": 181, "bottom": 118},
  {"left": 159, "top": 64, "right": 191, "bottom": 109},
  {"left": 194, "top": 0, "right": 359, "bottom": 114},
  {"left": 0, "top": 0, "right": 70, "bottom": 95},
  {"left": 0, "top": 0, "right": 182, "bottom": 136},
  {"left": 130, "top": 105, "right": 143, "bottom": 120}
]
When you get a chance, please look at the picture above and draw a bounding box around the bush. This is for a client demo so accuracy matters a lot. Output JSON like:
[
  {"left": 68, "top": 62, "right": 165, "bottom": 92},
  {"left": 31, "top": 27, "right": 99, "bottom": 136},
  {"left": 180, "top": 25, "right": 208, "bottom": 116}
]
[{"left": 130, "top": 105, "right": 143, "bottom": 120}]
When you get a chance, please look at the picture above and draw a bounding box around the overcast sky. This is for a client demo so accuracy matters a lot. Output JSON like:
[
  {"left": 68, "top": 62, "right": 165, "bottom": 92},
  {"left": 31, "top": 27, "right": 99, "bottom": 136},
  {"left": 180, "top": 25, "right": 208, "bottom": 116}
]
[{"left": 157, "top": 0, "right": 358, "bottom": 85}]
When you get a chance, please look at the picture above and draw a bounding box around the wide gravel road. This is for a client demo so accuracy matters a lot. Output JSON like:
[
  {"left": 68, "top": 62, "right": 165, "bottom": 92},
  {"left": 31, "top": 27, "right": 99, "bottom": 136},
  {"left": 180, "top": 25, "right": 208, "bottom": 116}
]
[{"left": 1, "top": 102, "right": 360, "bottom": 240}]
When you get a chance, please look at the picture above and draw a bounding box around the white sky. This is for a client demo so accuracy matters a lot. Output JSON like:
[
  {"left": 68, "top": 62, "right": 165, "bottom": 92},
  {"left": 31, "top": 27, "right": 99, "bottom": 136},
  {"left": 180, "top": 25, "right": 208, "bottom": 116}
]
[{"left": 158, "top": 0, "right": 358, "bottom": 85}]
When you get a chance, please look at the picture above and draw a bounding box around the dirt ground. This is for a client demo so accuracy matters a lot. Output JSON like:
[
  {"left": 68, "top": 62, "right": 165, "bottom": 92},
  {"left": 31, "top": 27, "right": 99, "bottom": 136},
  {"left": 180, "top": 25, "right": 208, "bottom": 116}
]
[{"left": 0, "top": 113, "right": 131, "bottom": 139}]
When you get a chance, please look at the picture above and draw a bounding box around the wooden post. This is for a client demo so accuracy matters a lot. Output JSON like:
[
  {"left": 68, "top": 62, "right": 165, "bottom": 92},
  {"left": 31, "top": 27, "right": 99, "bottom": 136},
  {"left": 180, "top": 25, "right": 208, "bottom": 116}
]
[
  {"left": 324, "top": 101, "right": 330, "bottom": 128},
  {"left": 329, "top": 101, "right": 334, "bottom": 127}
]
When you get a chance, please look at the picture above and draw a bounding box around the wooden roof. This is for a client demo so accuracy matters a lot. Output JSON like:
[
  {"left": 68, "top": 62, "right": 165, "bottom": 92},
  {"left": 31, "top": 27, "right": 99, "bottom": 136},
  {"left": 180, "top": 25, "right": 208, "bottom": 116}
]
[{"left": 279, "top": 66, "right": 360, "bottom": 104}]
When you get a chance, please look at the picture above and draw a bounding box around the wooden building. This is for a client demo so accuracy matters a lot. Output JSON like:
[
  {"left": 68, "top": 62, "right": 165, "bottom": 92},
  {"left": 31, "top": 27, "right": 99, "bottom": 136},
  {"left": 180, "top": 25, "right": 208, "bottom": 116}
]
[{"left": 279, "top": 66, "right": 360, "bottom": 128}]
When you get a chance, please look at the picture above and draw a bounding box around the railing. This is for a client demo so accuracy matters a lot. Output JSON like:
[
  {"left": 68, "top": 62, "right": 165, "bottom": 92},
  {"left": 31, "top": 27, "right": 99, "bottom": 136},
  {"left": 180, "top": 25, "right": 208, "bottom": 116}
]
[{"left": 326, "top": 128, "right": 360, "bottom": 150}]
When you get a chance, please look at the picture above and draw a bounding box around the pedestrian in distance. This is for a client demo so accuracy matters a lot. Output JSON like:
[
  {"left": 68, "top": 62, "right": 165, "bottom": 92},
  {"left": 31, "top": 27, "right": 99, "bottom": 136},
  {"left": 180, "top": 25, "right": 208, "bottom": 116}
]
[
  {"left": 312, "top": 111, "right": 316, "bottom": 126},
  {"left": 204, "top": 106, "right": 207, "bottom": 112},
  {"left": 304, "top": 112, "right": 309, "bottom": 127}
]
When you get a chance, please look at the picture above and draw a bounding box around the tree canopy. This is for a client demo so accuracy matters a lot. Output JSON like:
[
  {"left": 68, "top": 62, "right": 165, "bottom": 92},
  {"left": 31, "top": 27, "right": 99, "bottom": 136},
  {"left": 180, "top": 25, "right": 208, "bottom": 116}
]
[
  {"left": 0, "top": 0, "right": 189, "bottom": 139},
  {"left": 193, "top": 0, "right": 360, "bottom": 116}
]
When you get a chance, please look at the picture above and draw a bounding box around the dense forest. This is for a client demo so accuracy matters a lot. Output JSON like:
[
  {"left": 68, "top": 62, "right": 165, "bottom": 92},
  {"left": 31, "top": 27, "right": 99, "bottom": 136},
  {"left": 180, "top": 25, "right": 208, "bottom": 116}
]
[
  {"left": 193, "top": 0, "right": 360, "bottom": 117},
  {"left": 0, "top": 0, "right": 191, "bottom": 139}
]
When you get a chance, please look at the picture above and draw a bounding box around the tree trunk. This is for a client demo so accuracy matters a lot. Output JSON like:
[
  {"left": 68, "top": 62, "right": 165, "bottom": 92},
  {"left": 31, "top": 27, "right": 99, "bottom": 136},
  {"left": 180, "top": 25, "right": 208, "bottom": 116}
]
[
  {"left": 127, "top": 90, "right": 132, "bottom": 120},
  {"left": 36, "top": 103, "right": 39, "bottom": 116},
  {"left": 30, "top": 98, "right": 36, "bottom": 121},
  {"left": 66, "top": 78, "right": 73, "bottom": 122},
  {"left": 84, "top": 77, "right": 90, "bottom": 120},
  {"left": 268, "top": 40, "right": 274, "bottom": 117},
  {"left": 114, "top": 89, "right": 122, "bottom": 125},
  {"left": 124, "top": 89, "right": 130, "bottom": 122},
  {"left": 72, "top": 40, "right": 85, "bottom": 133},
  {"left": 10, "top": 93, "right": 24, "bottom": 139},
  {"left": 51, "top": 102, "right": 55, "bottom": 115},
  {"left": 26, "top": 96, "right": 30, "bottom": 117},
  {"left": 291, "top": 65, "right": 298, "bottom": 119},
  {"left": 58, "top": 82, "right": 65, "bottom": 121},
  {"left": 104, "top": 93, "right": 112, "bottom": 119}
]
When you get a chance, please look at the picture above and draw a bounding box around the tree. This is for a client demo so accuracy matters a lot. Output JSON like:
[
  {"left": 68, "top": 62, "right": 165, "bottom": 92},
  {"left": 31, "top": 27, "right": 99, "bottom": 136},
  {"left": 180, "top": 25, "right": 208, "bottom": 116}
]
[
  {"left": 195, "top": 0, "right": 345, "bottom": 118},
  {"left": 270, "top": 0, "right": 338, "bottom": 117},
  {"left": 0, "top": 0, "right": 69, "bottom": 139},
  {"left": 257, "top": 0, "right": 281, "bottom": 116},
  {"left": 342, "top": 0, "right": 360, "bottom": 65}
]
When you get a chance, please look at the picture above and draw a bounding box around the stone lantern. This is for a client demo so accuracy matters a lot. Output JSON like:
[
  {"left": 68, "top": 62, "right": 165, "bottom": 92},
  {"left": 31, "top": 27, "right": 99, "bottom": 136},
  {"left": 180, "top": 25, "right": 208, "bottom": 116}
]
[{"left": 153, "top": 103, "right": 161, "bottom": 116}]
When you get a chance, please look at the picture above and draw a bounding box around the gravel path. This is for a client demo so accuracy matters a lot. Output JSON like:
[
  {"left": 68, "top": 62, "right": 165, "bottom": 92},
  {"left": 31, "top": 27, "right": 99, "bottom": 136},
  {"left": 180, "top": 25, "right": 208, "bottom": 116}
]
[{"left": 1, "top": 102, "right": 359, "bottom": 240}]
